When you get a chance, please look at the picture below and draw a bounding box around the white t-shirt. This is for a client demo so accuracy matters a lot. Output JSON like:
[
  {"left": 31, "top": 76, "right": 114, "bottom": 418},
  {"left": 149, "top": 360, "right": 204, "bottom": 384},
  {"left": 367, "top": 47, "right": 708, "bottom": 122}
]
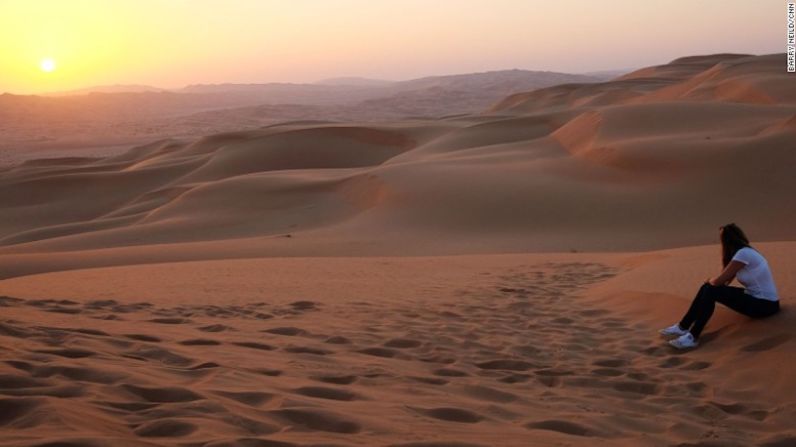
[{"left": 731, "top": 247, "right": 779, "bottom": 301}]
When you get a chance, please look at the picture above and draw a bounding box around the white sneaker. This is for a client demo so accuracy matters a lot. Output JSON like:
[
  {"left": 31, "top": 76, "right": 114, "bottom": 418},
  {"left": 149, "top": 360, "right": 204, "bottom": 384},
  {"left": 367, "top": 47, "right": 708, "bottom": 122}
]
[
  {"left": 659, "top": 323, "right": 688, "bottom": 337},
  {"left": 669, "top": 332, "right": 698, "bottom": 350}
]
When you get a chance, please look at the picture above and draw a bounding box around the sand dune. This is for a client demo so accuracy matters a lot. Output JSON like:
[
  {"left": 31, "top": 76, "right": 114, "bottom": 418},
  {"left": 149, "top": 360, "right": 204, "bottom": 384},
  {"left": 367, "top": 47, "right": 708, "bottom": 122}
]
[
  {"left": 0, "top": 70, "right": 600, "bottom": 168},
  {"left": 0, "top": 243, "right": 793, "bottom": 446},
  {"left": 489, "top": 53, "right": 794, "bottom": 113},
  {"left": 0, "top": 53, "right": 794, "bottom": 278},
  {"left": 0, "top": 53, "right": 794, "bottom": 445}
]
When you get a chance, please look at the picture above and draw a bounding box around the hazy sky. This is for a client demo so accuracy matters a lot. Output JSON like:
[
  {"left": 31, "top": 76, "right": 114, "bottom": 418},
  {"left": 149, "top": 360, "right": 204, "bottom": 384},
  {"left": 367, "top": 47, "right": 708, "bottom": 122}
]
[{"left": 0, "top": 0, "right": 784, "bottom": 94}]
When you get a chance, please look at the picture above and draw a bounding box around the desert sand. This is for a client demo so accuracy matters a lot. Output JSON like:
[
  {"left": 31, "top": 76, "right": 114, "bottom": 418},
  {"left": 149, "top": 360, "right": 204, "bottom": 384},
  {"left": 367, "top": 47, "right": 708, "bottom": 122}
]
[
  {"left": 0, "top": 245, "right": 794, "bottom": 446},
  {"left": 0, "top": 53, "right": 794, "bottom": 446}
]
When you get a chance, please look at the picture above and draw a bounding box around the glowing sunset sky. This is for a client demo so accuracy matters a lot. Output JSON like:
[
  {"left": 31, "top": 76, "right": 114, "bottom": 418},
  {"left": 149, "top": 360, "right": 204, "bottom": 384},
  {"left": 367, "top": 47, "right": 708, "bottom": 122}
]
[{"left": 0, "top": 0, "right": 783, "bottom": 94}]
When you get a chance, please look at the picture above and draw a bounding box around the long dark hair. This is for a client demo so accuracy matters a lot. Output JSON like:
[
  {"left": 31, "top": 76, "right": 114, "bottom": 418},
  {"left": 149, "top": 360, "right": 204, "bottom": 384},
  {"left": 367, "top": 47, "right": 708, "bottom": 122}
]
[{"left": 720, "top": 223, "right": 752, "bottom": 267}]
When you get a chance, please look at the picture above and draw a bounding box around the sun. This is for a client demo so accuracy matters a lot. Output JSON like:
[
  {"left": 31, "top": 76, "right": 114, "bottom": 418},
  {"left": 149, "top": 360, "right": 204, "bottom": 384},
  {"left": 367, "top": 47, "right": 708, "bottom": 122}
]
[{"left": 40, "top": 58, "right": 56, "bottom": 73}]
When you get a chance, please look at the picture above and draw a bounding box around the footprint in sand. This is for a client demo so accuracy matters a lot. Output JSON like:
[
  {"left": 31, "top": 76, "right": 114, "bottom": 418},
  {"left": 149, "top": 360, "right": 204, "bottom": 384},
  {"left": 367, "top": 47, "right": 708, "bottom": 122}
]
[
  {"left": 384, "top": 338, "right": 423, "bottom": 348},
  {"left": 312, "top": 374, "right": 358, "bottom": 385},
  {"left": 289, "top": 300, "right": 317, "bottom": 311},
  {"left": 0, "top": 397, "right": 45, "bottom": 426},
  {"left": 433, "top": 368, "right": 469, "bottom": 377},
  {"left": 325, "top": 335, "right": 351, "bottom": 344},
  {"left": 110, "top": 302, "right": 153, "bottom": 313},
  {"left": 536, "top": 375, "right": 561, "bottom": 387},
  {"left": 0, "top": 322, "right": 30, "bottom": 338},
  {"left": 4, "top": 360, "right": 35, "bottom": 372},
  {"left": 414, "top": 407, "right": 485, "bottom": 423},
  {"left": 212, "top": 390, "right": 275, "bottom": 406},
  {"left": 418, "top": 353, "right": 457, "bottom": 364},
  {"left": 685, "top": 381, "right": 709, "bottom": 395},
  {"left": 252, "top": 368, "right": 282, "bottom": 376},
  {"left": 134, "top": 419, "right": 197, "bottom": 437},
  {"left": 83, "top": 299, "right": 119, "bottom": 309},
  {"left": 198, "top": 324, "right": 234, "bottom": 332},
  {"left": 741, "top": 334, "right": 791, "bottom": 352},
  {"left": 179, "top": 338, "right": 221, "bottom": 346},
  {"left": 410, "top": 376, "right": 449, "bottom": 385},
  {"left": 121, "top": 384, "right": 203, "bottom": 403},
  {"left": 60, "top": 328, "right": 109, "bottom": 337},
  {"left": 551, "top": 317, "right": 575, "bottom": 324},
  {"left": 641, "top": 346, "right": 668, "bottom": 357},
  {"left": 123, "top": 345, "right": 193, "bottom": 367},
  {"left": 525, "top": 419, "right": 597, "bottom": 437},
  {"left": 45, "top": 306, "right": 83, "bottom": 315},
  {"left": 283, "top": 346, "right": 332, "bottom": 355},
  {"left": 98, "top": 401, "right": 160, "bottom": 412},
  {"left": 681, "top": 360, "right": 712, "bottom": 371},
  {"left": 269, "top": 408, "right": 360, "bottom": 433},
  {"left": 124, "top": 334, "right": 162, "bottom": 342},
  {"left": 147, "top": 317, "right": 191, "bottom": 324},
  {"left": 26, "top": 299, "right": 80, "bottom": 308},
  {"left": 357, "top": 347, "right": 402, "bottom": 358},
  {"left": 592, "top": 358, "right": 628, "bottom": 368},
  {"left": 0, "top": 374, "right": 51, "bottom": 391},
  {"left": 232, "top": 342, "right": 276, "bottom": 351},
  {"left": 590, "top": 368, "right": 624, "bottom": 377},
  {"left": 534, "top": 368, "right": 575, "bottom": 377},
  {"left": 658, "top": 356, "right": 686, "bottom": 368},
  {"left": 0, "top": 296, "right": 25, "bottom": 307},
  {"left": 30, "top": 365, "right": 125, "bottom": 385},
  {"left": 498, "top": 373, "right": 531, "bottom": 384},
  {"left": 460, "top": 384, "right": 518, "bottom": 403},
  {"left": 35, "top": 348, "right": 95, "bottom": 359},
  {"left": 294, "top": 386, "right": 360, "bottom": 401},
  {"left": 263, "top": 326, "right": 307, "bottom": 336},
  {"left": 189, "top": 362, "right": 221, "bottom": 370},
  {"left": 476, "top": 359, "right": 535, "bottom": 371},
  {"left": 612, "top": 380, "right": 660, "bottom": 395}
]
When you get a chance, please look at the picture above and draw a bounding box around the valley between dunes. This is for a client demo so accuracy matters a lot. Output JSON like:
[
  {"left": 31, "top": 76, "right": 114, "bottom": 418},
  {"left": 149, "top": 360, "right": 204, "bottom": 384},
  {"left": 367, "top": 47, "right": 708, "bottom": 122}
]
[{"left": 0, "top": 53, "right": 794, "bottom": 446}]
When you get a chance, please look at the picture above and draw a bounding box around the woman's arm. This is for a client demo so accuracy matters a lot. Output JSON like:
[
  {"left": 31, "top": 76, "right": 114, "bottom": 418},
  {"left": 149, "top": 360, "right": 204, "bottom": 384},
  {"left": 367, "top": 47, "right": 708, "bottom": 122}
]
[{"left": 707, "top": 260, "right": 745, "bottom": 286}]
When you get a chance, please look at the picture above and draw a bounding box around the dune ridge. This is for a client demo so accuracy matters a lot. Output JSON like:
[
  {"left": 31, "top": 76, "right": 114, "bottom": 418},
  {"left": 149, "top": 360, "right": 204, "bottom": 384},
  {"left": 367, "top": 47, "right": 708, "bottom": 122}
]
[
  {"left": 0, "top": 53, "right": 794, "bottom": 279},
  {"left": 0, "top": 69, "right": 602, "bottom": 168}
]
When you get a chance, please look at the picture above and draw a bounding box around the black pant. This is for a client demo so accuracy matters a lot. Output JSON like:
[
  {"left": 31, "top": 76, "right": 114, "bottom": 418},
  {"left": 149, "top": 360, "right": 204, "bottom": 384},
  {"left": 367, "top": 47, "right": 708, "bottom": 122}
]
[{"left": 679, "top": 283, "right": 780, "bottom": 339}]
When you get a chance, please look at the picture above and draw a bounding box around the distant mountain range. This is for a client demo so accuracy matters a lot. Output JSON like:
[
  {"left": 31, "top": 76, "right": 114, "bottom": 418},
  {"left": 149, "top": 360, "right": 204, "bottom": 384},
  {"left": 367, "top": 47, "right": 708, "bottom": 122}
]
[
  {"left": 45, "top": 84, "right": 168, "bottom": 96},
  {"left": 314, "top": 77, "right": 395, "bottom": 86},
  {"left": 581, "top": 68, "right": 635, "bottom": 79},
  {"left": 39, "top": 69, "right": 614, "bottom": 98},
  {"left": 1, "top": 68, "right": 612, "bottom": 158},
  {"left": 169, "top": 69, "right": 605, "bottom": 109}
]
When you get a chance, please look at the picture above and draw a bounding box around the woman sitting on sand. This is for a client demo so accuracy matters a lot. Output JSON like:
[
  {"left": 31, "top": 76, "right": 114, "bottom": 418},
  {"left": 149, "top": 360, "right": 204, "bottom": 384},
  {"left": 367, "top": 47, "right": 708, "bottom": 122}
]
[{"left": 660, "top": 223, "right": 780, "bottom": 349}]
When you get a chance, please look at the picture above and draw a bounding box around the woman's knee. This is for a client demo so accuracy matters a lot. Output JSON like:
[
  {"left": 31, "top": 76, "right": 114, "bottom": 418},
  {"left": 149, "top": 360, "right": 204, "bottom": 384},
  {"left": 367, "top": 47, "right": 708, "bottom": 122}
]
[
  {"left": 695, "top": 288, "right": 716, "bottom": 303},
  {"left": 696, "top": 282, "right": 714, "bottom": 297}
]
